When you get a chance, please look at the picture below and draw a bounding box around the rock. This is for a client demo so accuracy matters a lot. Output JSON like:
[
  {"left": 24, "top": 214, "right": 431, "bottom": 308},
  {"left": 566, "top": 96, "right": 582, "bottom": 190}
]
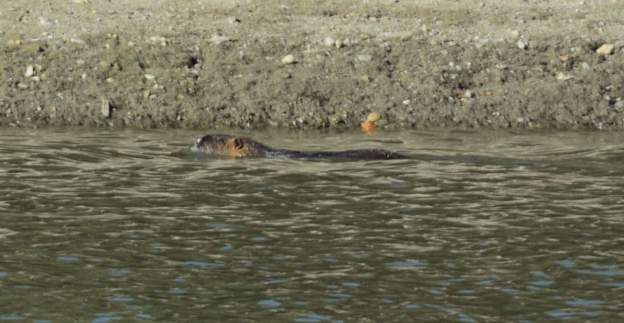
[
  {"left": 581, "top": 62, "right": 591, "bottom": 70},
  {"left": 25, "top": 65, "right": 35, "bottom": 77},
  {"left": 323, "top": 36, "right": 336, "bottom": 47},
  {"left": 209, "top": 34, "right": 230, "bottom": 45},
  {"left": 149, "top": 36, "right": 168, "bottom": 46},
  {"left": 144, "top": 74, "right": 155, "bottom": 81},
  {"left": 464, "top": 90, "right": 475, "bottom": 98},
  {"left": 517, "top": 39, "right": 528, "bottom": 50},
  {"left": 509, "top": 30, "right": 520, "bottom": 39},
  {"left": 366, "top": 112, "right": 381, "bottom": 122},
  {"left": 38, "top": 16, "right": 52, "bottom": 27},
  {"left": 281, "top": 54, "right": 296, "bottom": 65},
  {"left": 556, "top": 72, "right": 574, "bottom": 81},
  {"left": 356, "top": 54, "right": 372, "bottom": 62},
  {"left": 101, "top": 100, "right": 111, "bottom": 118},
  {"left": 226, "top": 17, "right": 240, "bottom": 24},
  {"left": 596, "top": 43, "right": 614, "bottom": 55}
]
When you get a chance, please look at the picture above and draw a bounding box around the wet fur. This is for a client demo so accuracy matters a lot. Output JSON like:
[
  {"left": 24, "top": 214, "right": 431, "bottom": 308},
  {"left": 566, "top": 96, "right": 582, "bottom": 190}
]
[{"left": 193, "top": 134, "right": 406, "bottom": 160}]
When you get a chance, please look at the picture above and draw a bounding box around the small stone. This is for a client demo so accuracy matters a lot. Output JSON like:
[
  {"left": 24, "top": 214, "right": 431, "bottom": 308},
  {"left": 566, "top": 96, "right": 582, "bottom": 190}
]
[
  {"left": 209, "top": 34, "right": 230, "bottom": 45},
  {"left": 356, "top": 54, "right": 372, "bottom": 62},
  {"left": 581, "top": 62, "right": 591, "bottom": 70},
  {"left": 366, "top": 112, "right": 381, "bottom": 122},
  {"left": 335, "top": 39, "right": 344, "bottom": 49},
  {"left": 101, "top": 100, "right": 111, "bottom": 118},
  {"left": 17, "top": 83, "right": 28, "bottom": 89},
  {"left": 25, "top": 65, "right": 35, "bottom": 77},
  {"left": 402, "top": 99, "right": 410, "bottom": 105},
  {"left": 556, "top": 72, "right": 574, "bottom": 81},
  {"left": 323, "top": 36, "right": 336, "bottom": 47},
  {"left": 106, "top": 78, "right": 114, "bottom": 83},
  {"left": 509, "top": 30, "right": 520, "bottom": 39},
  {"left": 144, "top": 74, "right": 155, "bottom": 81},
  {"left": 464, "top": 90, "right": 474, "bottom": 98},
  {"left": 38, "top": 16, "right": 52, "bottom": 27},
  {"left": 517, "top": 39, "right": 528, "bottom": 50},
  {"left": 149, "top": 36, "right": 168, "bottom": 46},
  {"left": 69, "top": 38, "right": 86, "bottom": 45},
  {"left": 281, "top": 54, "right": 296, "bottom": 65},
  {"left": 596, "top": 43, "right": 614, "bottom": 55},
  {"left": 614, "top": 100, "right": 624, "bottom": 110},
  {"left": 226, "top": 17, "right": 240, "bottom": 24}
]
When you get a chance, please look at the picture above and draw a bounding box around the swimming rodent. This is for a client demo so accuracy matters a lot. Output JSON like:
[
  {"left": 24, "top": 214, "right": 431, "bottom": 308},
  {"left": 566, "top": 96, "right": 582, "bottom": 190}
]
[{"left": 192, "top": 134, "right": 406, "bottom": 160}]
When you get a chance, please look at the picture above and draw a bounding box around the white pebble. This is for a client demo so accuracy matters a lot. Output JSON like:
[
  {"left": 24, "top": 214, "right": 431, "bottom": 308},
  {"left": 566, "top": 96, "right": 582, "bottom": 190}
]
[
  {"left": 596, "top": 43, "right": 614, "bottom": 55},
  {"left": 517, "top": 39, "right": 528, "bottom": 50},
  {"left": 323, "top": 36, "right": 336, "bottom": 47},
  {"left": 281, "top": 54, "right": 296, "bottom": 65},
  {"left": 25, "top": 65, "right": 35, "bottom": 77}
]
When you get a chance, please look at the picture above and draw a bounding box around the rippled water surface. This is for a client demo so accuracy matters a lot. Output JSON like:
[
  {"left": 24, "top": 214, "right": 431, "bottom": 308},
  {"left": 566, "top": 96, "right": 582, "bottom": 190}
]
[{"left": 1, "top": 128, "right": 624, "bottom": 322}]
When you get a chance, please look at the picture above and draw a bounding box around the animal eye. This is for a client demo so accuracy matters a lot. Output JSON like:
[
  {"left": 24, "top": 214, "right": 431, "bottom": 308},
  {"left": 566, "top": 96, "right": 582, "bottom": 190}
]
[{"left": 234, "top": 138, "right": 244, "bottom": 149}]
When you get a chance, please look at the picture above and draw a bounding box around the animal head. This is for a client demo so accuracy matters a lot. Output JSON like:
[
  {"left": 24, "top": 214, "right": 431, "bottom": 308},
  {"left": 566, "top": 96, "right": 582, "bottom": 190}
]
[{"left": 192, "top": 134, "right": 256, "bottom": 158}]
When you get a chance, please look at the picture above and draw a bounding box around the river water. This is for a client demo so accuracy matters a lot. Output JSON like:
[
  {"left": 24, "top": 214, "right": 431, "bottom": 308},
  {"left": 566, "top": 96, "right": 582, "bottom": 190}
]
[{"left": 1, "top": 128, "right": 623, "bottom": 322}]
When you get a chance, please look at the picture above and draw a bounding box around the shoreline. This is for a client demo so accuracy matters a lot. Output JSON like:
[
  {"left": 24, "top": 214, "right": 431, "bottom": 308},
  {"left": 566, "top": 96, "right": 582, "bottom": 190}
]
[{"left": 1, "top": 0, "right": 623, "bottom": 130}]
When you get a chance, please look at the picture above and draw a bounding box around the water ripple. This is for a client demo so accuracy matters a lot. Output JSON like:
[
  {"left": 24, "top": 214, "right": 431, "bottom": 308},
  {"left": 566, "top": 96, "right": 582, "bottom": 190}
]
[{"left": 1, "top": 129, "right": 624, "bottom": 321}]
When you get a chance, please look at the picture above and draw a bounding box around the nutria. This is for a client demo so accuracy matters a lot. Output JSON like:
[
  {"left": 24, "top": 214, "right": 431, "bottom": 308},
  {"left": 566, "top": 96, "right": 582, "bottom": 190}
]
[{"left": 192, "top": 134, "right": 406, "bottom": 160}]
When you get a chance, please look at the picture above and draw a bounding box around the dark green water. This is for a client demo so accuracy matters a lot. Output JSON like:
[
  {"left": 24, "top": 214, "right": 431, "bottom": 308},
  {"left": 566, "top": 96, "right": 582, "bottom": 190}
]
[{"left": 1, "top": 129, "right": 623, "bottom": 322}]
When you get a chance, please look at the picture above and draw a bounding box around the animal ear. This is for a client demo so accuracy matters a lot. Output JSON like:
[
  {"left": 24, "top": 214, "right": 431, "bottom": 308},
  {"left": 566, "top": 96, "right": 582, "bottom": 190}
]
[{"left": 233, "top": 137, "right": 244, "bottom": 150}]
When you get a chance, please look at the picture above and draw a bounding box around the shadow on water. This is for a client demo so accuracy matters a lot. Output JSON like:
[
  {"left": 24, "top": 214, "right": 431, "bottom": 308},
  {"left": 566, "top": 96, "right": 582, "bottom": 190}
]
[{"left": 1, "top": 128, "right": 624, "bottom": 321}]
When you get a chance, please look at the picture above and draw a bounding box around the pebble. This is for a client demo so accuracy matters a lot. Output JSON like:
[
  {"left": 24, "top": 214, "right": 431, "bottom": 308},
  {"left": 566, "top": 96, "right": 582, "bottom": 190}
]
[
  {"left": 556, "top": 72, "right": 574, "bottom": 81},
  {"left": 149, "top": 36, "right": 168, "bottom": 46},
  {"left": 226, "top": 17, "right": 240, "bottom": 24},
  {"left": 209, "top": 34, "right": 230, "bottom": 45},
  {"left": 323, "top": 36, "right": 336, "bottom": 47},
  {"left": 281, "top": 54, "right": 296, "bottom": 65},
  {"left": 596, "top": 43, "right": 614, "bottom": 55},
  {"left": 581, "top": 62, "right": 591, "bottom": 70},
  {"left": 517, "top": 39, "right": 528, "bottom": 50},
  {"left": 25, "top": 65, "right": 35, "bottom": 77},
  {"left": 101, "top": 99, "right": 111, "bottom": 118},
  {"left": 38, "top": 16, "right": 52, "bottom": 27},
  {"left": 356, "top": 54, "right": 372, "bottom": 62},
  {"left": 144, "top": 74, "right": 155, "bottom": 81},
  {"left": 509, "top": 30, "right": 520, "bottom": 39},
  {"left": 366, "top": 112, "right": 381, "bottom": 122}
]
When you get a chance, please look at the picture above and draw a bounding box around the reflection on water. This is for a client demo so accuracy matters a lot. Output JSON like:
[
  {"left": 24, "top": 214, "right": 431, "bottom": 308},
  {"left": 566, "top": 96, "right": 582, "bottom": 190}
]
[{"left": 1, "top": 128, "right": 624, "bottom": 321}]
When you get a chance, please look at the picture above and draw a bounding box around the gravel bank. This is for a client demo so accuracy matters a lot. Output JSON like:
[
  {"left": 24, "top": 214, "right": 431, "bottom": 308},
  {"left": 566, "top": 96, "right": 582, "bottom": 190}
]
[{"left": 1, "top": 0, "right": 623, "bottom": 129}]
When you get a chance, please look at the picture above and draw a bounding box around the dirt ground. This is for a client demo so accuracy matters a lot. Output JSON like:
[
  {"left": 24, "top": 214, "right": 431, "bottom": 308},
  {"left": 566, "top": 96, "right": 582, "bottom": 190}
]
[{"left": 1, "top": 0, "right": 623, "bottom": 129}]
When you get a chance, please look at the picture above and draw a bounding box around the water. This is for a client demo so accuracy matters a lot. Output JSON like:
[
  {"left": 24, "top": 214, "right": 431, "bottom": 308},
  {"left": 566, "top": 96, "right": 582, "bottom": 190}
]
[{"left": 1, "top": 128, "right": 623, "bottom": 322}]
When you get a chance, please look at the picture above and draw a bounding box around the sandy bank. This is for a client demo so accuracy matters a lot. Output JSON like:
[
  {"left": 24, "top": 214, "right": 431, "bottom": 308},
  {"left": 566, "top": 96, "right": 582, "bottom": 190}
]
[{"left": 1, "top": 0, "right": 623, "bottom": 129}]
